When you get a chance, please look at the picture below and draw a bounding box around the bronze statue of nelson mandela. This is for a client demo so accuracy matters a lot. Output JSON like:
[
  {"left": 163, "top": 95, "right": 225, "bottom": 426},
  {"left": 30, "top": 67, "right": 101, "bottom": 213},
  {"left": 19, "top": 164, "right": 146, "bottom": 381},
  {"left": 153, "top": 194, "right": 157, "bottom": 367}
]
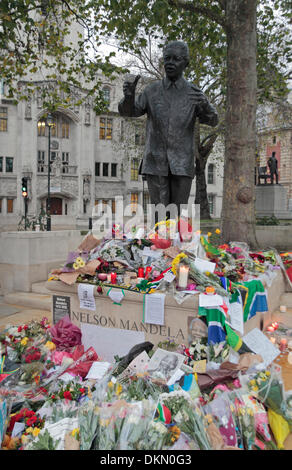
[{"left": 118, "top": 40, "right": 218, "bottom": 214}]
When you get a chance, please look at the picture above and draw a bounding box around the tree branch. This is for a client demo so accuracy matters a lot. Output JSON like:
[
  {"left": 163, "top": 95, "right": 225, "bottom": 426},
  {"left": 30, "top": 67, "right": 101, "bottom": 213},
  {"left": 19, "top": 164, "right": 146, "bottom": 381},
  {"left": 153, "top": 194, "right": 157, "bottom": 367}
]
[{"left": 167, "top": 0, "right": 226, "bottom": 29}]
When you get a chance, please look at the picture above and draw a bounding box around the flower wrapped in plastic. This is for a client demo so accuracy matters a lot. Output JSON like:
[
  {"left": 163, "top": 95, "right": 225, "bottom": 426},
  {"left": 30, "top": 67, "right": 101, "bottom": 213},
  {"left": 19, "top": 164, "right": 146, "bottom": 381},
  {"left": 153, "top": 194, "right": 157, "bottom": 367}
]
[
  {"left": 49, "top": 316, "right": 82, "bottom": 351},
  {"left": 203, "top": 394, "right": 238, "bottom": 447},
  {"left": 177, "top": 403, "right": 212, "bottom": 450},
  {"left": 97, "top": 400, "right": 130, "bottom": 450},
  {"left": 247, "top": 365, "right": 292, "bottom": 428},
  {"left": 78, "top": 400, "right": 100, "bottom": 450},
  {"left": 118, "top": 399, "right": 157, "bottom": 450}
]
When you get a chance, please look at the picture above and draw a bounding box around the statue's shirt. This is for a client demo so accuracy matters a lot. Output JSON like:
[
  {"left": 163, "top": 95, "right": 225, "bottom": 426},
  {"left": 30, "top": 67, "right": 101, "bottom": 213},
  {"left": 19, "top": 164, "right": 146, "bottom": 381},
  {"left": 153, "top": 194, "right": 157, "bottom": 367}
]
[{"left": 118, "top": 76, "right": 218, "bottom": 177}]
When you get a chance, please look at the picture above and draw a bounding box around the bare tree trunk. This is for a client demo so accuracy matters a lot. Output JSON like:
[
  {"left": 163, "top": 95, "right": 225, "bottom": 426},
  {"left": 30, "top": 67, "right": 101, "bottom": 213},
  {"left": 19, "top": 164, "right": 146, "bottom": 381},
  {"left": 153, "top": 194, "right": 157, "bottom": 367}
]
[
  {"left": 195, "top": 155, "right": 211, "bottom": 220},
  {"left": 221, "top": 0, "right": 258, "bottom": 248}
]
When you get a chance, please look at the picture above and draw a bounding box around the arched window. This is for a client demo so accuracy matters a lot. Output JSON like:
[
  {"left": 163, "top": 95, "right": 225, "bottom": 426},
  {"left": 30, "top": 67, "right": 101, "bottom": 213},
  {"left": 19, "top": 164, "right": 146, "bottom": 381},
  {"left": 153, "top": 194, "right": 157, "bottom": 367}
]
[{"left": 103, "top": 87, "right": 111, "bottom": 104}]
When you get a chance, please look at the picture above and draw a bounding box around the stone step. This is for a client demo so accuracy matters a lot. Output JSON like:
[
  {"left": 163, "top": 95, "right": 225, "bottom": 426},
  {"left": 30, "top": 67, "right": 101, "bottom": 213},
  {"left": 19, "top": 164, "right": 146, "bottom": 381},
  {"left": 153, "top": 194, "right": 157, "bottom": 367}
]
[
  {"left": 31, "top": 281, "right": 52, "bottom": 295},
  {"left": 4, "top": 291, "right": 51, "bottom": 311},
  {"left": 271, "top": 309, "right": 292, "bottom": 328},
  {"left": 279, "top": 293, "right": 292, "bottom": 309}
]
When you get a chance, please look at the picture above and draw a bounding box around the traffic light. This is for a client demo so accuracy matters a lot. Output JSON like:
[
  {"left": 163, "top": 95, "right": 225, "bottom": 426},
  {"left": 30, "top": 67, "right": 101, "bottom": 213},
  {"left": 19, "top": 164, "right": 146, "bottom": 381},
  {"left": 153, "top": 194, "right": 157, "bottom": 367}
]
[{"left": 22, "top": 177, "right": 28, "bottom": 198}]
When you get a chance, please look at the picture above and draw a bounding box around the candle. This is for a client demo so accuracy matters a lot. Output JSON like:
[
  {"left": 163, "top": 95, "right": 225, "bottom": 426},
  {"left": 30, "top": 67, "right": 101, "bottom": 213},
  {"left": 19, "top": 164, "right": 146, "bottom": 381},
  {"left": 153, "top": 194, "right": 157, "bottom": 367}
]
[
  {"left": 98, "top": 273, "right": 107, "bottom": 281},
  {"left": 145, "top": 266, "right": 152, "bottom": 279},
  {"left": 178, "top": 265, "right": 189, "bottom": 289},
  {"left": 272, "top": 322, "right": 279, "bottom": 330},
  {"left": 138, "top": 267, "right": 144, "bottom": 278},
  {"left": 280, "top": 305, "right": 287, "bottom": 313},
  {"left": 280, "top": 338, "right": 288, "bottom": 352},
  {"left": 267, "top": 326, "right": 275, "bottom": 332},
  {"left": 111, "top": 272, "right": 117, "bottom": 284},
  {"left": 107, "top": 274, "right": 111, "bottom": 283}
]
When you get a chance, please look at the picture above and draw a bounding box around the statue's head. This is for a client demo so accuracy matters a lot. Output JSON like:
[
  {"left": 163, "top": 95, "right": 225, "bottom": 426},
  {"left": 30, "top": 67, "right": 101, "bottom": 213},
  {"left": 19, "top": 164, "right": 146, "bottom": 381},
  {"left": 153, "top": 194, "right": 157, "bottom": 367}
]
[{"left": 163, "top": 41, "right": 189, "bottom": 81}]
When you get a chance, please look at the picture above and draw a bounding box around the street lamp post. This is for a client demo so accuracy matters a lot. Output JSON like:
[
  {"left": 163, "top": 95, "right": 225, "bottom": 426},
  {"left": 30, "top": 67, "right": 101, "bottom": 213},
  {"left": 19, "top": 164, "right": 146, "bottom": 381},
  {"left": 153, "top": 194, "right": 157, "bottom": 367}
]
[{"left": 46, "top": 113, "right": 54, "bottom": 231}]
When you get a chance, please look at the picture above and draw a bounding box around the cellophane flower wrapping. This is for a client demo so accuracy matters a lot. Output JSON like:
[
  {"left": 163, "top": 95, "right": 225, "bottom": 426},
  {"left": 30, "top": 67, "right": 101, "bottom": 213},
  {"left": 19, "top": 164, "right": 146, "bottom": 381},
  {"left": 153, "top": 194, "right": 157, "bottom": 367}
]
[
  {"left": 118, "top": 399, "right": 157, "bottom": 450},
  {"left": 203, "top": 394, "right": 238, "bottom": 447}
]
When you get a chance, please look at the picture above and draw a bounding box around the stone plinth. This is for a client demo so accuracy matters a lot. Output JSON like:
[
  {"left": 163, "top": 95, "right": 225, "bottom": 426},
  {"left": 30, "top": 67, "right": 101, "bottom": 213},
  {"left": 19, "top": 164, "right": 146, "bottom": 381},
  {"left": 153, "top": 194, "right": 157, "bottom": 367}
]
[
  {"left": 255, "top": 184, "right": 292, "bottom": 219},
  {"left": 0, "top": 230, "right": 84, "bottom": 294}
]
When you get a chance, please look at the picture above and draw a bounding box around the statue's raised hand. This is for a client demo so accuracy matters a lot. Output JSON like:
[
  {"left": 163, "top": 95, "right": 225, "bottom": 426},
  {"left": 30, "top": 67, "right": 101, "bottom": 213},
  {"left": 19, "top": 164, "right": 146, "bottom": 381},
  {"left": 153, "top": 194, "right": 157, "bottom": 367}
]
[{"left": 123, "top": 75, "right": 141, "bottom": 97}]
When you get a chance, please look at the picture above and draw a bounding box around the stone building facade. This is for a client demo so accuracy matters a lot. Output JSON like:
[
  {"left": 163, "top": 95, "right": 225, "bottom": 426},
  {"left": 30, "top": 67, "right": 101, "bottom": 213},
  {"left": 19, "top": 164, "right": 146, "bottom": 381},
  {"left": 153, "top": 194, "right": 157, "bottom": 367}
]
[
  {"left": 257, "top": 93, "right": 292, "bottom": 211},
  {"left": 0, "top": 74, "right": 224, "bottom": 231}
]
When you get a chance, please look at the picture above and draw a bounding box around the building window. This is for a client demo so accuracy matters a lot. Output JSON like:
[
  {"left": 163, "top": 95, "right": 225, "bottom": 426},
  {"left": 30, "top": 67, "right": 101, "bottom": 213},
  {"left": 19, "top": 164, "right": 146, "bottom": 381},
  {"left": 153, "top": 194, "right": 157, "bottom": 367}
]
[
  {"left": 37, "top": 120, "right": 46, "bottom": 136},
  {"left": 95, "top": 162, "right": 100, "bottom": 177},
  {"left": 131, "top": 192, "right": 138, "bottom": 213},
  {"left": 207, "top": 163, "right": 215, "bottom": 184},
  {"left": 99, "top": 117, "right": 113, "bottom": 140},
  {"left": 0, "top": 107, "right": 7, "bottom": 132},
  {"left": 83, "top": 201, "right": 87, "bottom": 214},
  {"left": 0, "top": 157, "right": 3, "bottom": 172},
  {"left": 5, "top": 157, "right": 13, "bottom": 173},
  {"left": 7, "top": 198, "right": 13, "bottom": 213},
  {"left": 131, "top": 158, "right": 139, "bottom": 181},
  {"left": 102, "top": 87, "right": 111, "bottom": 104},
  {"left": 51, "top": 117, "right": 58, "bottom": 137},
  {"left": 62, "top": 152, "right": 69, "bottom": 173},
  {"left": 273, "top": 136, "right": 276, "bottom": 144},
  {"left": 50, "top": 151, "right": 58, "bottom": 162},
  {"left": 103, "top": 163, "right": 109, "bottom": 177},
  {"left": 61, "top": 119, "right": 69, "bottom": 139},
  {"left": 208, "top": 194, "right": 215, "bottom": 216},
  {"left": 38, "top": 151, "right": 45, "bottom": 172},
  {"left": 111, "top": 163, "right": 117, "bottom": 177}
]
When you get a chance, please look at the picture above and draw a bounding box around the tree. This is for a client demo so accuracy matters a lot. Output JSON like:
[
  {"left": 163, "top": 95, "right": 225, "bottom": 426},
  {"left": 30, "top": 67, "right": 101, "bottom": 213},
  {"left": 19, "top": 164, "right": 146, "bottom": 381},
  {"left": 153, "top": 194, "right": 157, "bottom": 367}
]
[{"left": 1, "top": 0, "right": 291, "bottom": 243}]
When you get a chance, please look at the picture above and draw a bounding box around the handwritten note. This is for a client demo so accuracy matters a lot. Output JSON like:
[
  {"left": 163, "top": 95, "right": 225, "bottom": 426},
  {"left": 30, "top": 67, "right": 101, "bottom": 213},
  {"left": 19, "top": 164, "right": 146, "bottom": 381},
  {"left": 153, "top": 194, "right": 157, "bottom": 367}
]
[
  {"left": 144, "top": 293, "right": 165, "bottom": 325},
  {"left": 199, "top": 293, "right": 224, "bottom": 308},
  {"left": 243, "top": 328, "right": 280, "bottom": 367},
  {"left": 107, "top": 288, "right": 125, "bottom": 305},
  {"left": 85, "top": 361, "right": 111, "bottom": 380},
  {"left": 77, "top": 283, "right": 96, "bottom": 311},
  {"left": 228, "top": 298, "right": 244, "bottom": 335},
  {"left": 194, "top": 258, "right": 216, "bottom": 274}
]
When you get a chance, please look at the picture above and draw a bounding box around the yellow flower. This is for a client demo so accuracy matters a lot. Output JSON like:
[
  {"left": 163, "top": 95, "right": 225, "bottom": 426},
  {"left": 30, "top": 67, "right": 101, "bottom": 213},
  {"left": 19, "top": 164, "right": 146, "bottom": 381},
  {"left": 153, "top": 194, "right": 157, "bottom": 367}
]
[
  {"left": 71, "top": 428, "right": 80, "bottom": 439},
  {"left": 171, "top": 252, "right": 187, "bottom": 275},
  {"left": 215, "top": 228, "right": 221, "bottom": 234},
  {"left": 115, "top": 383, "right": 123, "bottom": 396},
  {"left": 32, "top": 428, "right": 41, "bottom": 437},
  {"left": 20, "top": 337, "right": 29, "bottom": 346},
  {"left": 249, "top": 379, "right": 256, "bottom": 386},
  {"left": 21, "top": 434, "right": 29, "bottom": 445},
  {"left": 100, "top": 419, "right": 110, "bottom": 427},
  {"left": 26, "top": 427, "right": 34, "bottom": 434},
  {"left": 78, "top": 260, "right": 85, "bottom": 268},
  {"left": 73, "top": 262, "right": 79, "bottom": 270},
  {"left": 108, "top": 381, "right": 114, "bottom": 390},
  {"left": 265, "top": 371, "right": 271, "bottom": 376},
  {"left": 207, "top": 232, "right": 212, "bottom": 237},
  {"left": 44, "top": 341, "right": 56, "bottom": 351},
  {"left": 247, "top": 408, "right": 254, "bottom": 416},
  {"left": 75, "top": 257, "right": 83, "bottom": 265},
  {"left": 48, "top": 275, "right": 59, "bottom": 281},
  {"left": 252, "top": 386, "right": 259, "bottom": 392}
]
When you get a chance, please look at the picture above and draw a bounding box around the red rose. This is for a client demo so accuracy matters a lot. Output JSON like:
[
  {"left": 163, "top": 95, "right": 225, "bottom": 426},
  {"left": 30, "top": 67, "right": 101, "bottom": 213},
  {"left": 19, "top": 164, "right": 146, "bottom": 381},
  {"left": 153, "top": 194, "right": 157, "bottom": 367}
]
[
  {"left": 79, "top": 388, "right": 86, "bottom": 394},
  {"left": 63, "top": 391, "right": 72, "bottom": 400},
  {"left": 26, "top": 415, "right": 37, "bottom": 426},
  {"left": 18, "top": 326, "right": 22, "bottom": 332},
  {"left": 51, "top": 395, "right": 56, "bottom": 399},
  {"left": 23, "top": 325, "right": 28, "bottom": 330}
]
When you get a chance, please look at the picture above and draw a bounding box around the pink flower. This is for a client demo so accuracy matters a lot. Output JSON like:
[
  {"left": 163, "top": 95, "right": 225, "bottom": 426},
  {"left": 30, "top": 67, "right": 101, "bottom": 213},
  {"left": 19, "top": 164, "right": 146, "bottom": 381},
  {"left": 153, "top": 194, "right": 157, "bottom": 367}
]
[{"left": 49, "top": 316, "right": 81, "bottom": 351}]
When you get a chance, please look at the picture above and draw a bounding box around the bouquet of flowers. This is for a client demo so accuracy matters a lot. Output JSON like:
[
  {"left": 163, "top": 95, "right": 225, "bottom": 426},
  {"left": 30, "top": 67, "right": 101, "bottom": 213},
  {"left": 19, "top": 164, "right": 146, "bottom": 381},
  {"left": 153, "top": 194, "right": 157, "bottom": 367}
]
[
  {"left": 78, "top": 400, "right": 100, "bottom": 450},
  {"left": 97, "top": 401, "right": 130, "bottom": 450},
  {"left": 207, "top": 342, "right": 230, "bottom": 364},
  {"left": 118, "top": 400, "right": 157, "bottom": 450},
  {"left": 178, "top": 403, "right": 212, "bottom": 450},
  {"left": 159, "top": 390, "right": 193, "bottom": 422},
  {"left": 247, "top": 366, "right": 291, "bottom": 427},
  {"left": 139, "top": 420, "right": 170, "bottom": 450}
]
